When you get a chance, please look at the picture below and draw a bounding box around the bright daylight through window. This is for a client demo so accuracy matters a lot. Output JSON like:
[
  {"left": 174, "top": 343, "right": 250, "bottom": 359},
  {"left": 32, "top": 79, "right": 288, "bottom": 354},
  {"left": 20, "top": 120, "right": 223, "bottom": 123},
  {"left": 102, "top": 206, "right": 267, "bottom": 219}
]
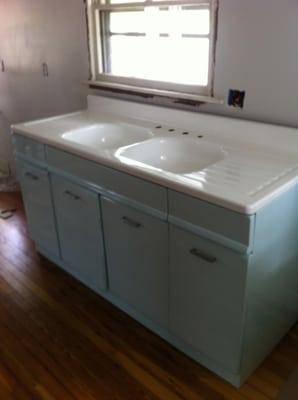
[{"left": 87, "top": 0, "right": 218, "bottom": 99}]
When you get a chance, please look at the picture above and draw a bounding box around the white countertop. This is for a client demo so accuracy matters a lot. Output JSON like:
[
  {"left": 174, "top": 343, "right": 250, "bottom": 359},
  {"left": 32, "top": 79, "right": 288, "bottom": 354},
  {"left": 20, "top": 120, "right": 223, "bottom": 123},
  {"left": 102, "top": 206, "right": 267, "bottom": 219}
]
[{"left": 11, "top": 96, "right": 298, "bottom": 215}]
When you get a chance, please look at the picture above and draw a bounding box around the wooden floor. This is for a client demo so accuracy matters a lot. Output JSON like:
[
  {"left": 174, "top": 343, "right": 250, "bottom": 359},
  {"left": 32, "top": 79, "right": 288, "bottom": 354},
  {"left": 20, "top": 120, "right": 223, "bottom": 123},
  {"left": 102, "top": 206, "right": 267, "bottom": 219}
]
[{"left": 0, "top": 192, "right": 297, "bottom": 400}]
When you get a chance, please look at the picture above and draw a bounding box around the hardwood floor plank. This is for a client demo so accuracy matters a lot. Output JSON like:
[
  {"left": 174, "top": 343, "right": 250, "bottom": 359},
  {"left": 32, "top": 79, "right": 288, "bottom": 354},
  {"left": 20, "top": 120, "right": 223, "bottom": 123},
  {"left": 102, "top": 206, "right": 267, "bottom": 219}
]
[
  {"left": 0, "top": 323, "right": 75, "bottom": 400},
  {"left": 238, "top": 384, "right": 271, "bottom": 400},
  {"left": 0, "top": 339, "right": 35, "bottom": 399},
  {"left": 0, "top": 384, "right": 13, "bottom": 400},
  {"left": 0, "top": 294, "right": 95, "bottom": 400},
  {"left": 0, "top": 361, "right": 16, "bottom": 397},
  {"left": 254, "top": 368, "right": 284, "bottom": 395}
]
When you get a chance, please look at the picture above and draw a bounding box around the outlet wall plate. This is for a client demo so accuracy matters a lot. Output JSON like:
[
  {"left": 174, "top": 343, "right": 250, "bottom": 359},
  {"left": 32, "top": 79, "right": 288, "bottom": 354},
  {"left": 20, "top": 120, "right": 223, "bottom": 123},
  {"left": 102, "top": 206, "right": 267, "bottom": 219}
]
[{"left": 228, "top": 90, "right": 246, "bottom": 108}]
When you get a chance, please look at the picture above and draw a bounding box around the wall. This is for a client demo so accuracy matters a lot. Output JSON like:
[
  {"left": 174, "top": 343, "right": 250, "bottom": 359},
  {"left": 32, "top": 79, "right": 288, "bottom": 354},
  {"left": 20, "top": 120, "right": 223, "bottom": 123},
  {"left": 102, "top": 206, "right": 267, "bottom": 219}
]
[
  {"left": 91, "top": 0, "right": 298, "bottom": 129},
  {"left": 203, "top": 0, "right": 298, "bottom": 127},
  {"left": 0, "top": 0, "right": 90, "bottom": 170}
]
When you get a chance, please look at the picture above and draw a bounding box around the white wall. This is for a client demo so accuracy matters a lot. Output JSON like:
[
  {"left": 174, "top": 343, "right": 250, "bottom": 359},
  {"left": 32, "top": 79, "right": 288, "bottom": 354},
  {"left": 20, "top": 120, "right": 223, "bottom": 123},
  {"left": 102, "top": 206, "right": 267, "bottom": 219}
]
[
  {"left": 202, "top": 0, "right": 298, "bottom": 127},
  {"left": 0, "top": 0, "right": 89, "bottom": 170}
]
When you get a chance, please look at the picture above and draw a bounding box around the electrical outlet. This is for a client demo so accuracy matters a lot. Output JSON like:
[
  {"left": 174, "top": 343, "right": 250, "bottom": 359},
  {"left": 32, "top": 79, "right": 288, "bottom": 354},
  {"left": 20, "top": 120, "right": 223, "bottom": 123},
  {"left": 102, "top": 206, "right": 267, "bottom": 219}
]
[{"left": 228, "top": 89, "right": 246, "bottom": 108}]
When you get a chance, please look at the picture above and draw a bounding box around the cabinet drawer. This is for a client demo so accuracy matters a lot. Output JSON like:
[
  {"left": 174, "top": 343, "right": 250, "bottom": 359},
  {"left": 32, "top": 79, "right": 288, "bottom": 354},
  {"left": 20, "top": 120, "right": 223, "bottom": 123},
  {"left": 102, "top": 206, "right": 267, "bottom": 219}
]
[
  {"left": 169, "top": 190, "right": 254, "bottom": 252},
  {"left": 13, "top": 134, "right": 46, "bottom": 162},
  {"left": 46, "top": 146, "right": 167, "bottom": 214}
]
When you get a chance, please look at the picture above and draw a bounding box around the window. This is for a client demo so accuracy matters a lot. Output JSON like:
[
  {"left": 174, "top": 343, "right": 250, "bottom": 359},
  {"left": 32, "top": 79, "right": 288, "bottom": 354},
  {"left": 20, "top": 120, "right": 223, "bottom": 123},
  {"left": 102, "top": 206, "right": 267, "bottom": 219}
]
[{"left": 87, "top": 0, "right": 218, "bottom": 100}]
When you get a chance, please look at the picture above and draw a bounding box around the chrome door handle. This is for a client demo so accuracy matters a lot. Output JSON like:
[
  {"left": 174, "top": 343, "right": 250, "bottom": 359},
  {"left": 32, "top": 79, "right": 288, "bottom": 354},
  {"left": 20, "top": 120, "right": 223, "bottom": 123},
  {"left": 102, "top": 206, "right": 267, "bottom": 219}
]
[
  {"left": 64, "top": 190, "right": 80, "bottom": 200},
  {"left": 190, "top": 248, "right": 217, "bottom": 263},
  {"left": 25, "top": 171, "right": 39, "bottom": 180},
  {"left": 122, "top": 216, "right": 142, "bottom": 228}
]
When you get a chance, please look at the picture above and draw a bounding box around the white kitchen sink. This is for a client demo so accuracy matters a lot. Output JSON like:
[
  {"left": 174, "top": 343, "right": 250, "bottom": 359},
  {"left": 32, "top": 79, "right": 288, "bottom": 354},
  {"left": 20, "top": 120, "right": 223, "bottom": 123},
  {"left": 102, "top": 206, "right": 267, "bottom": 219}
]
[
  {"left": 116, "top": 136, "right": 227, "bottom": 174},
  {"left": 62, "top": 123, "right": 153, "bottom": 149}
]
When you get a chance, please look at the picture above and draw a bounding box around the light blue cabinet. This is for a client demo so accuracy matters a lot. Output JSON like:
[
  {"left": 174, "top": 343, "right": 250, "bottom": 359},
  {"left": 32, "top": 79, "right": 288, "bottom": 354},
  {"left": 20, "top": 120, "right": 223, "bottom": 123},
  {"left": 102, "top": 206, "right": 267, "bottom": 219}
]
[
  {"left": 12, "top": 135, "right": 298, "bottom": 387},
  {"left": 169, "top": 225, "right": 247, "bottom": 372},
  {"left": 101, "top": 197, "right": 168, "bottom": 327},
  {"left": 16, "top": 159, "right": 59, "bottom": 256},
  {"left": 51, "top": 174, "right": 107, "bottom": 292}
]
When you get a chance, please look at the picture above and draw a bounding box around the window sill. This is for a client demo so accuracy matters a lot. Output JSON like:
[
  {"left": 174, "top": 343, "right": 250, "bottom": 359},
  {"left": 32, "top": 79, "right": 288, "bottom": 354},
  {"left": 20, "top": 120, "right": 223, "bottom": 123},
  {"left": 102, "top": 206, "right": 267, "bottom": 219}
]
[{"left": 84, "top": 80, "right": 224, "bottom": 105}]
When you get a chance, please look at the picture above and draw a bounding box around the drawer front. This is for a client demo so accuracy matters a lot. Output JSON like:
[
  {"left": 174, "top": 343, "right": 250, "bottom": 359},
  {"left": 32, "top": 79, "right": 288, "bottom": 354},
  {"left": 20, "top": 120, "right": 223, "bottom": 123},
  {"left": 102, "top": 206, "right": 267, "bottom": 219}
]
[
  {"left": 46, "top": 146, "right": 167, "bottom": 214},
  {"left": 169, "top": 190, "right": 254, "bottom": 252},
  {"left": 169, "top": 224, "right": 247, "bottom": 372},
  {"left": 13, "top": 134, "right": 46, "bottom": 162}
]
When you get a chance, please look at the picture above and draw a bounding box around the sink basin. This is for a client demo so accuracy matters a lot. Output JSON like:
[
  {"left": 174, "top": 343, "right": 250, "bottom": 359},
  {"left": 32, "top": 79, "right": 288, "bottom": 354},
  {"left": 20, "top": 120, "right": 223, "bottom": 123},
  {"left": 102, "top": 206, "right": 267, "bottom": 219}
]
[
  {"left": 62, "top": 123, "right": 152, "bottom": 149},
  {"left": 116, "top": 137, "right": 226, "bottom": 173}
]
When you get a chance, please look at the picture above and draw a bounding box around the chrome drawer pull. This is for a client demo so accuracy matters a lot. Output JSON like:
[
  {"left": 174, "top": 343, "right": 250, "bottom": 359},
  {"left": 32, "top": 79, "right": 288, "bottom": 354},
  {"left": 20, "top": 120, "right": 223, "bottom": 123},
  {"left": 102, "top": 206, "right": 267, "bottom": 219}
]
[
  {"left": 190, "top": 248, "right": 217, "bottom": 263},
  {"left": 122, "top": 216, "right": 142, "bottom": 228},
  {"left": 25, "top": 171, "right": 39, "bottom": 181},
  {"left": 64, "top": 190, "right": 80, "bottom": 200}
]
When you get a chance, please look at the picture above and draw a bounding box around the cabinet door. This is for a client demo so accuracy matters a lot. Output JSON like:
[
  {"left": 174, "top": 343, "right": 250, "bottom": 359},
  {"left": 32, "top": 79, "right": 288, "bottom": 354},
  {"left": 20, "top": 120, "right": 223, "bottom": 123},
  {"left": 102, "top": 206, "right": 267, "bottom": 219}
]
[
  {"left": 169, "top": 225, "right": 247, "bottom": 372},
  {"left": 16, "top": 159, "right": 59, "bottom": 256},
  {"left": 51, "top": 174, "right": 107, "bottom": 292},
  {"left": 101, "top": 197, "right": 168, "bottom": 327}
]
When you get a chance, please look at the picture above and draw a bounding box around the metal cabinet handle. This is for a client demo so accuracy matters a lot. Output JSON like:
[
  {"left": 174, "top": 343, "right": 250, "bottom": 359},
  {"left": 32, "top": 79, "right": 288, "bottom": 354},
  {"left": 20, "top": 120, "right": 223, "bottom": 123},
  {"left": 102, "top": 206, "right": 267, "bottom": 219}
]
[
  {"left": 25, "top": 171, "right": 39, "bottom": 181},
  {"left": 122, "top": 216, "right": 142, "bottom": 228},
  {"left": 64, "top": 190, "right": 80, "bottom": 200},
  {"left": 190, "top": 248, "right": 217, "bottom": 263}
]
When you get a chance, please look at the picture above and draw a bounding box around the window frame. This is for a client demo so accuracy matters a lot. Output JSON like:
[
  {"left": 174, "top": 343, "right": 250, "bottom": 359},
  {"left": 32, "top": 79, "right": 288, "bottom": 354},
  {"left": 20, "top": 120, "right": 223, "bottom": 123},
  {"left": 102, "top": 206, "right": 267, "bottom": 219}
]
[{"left": 87, "top": 0, "right": 219, "bottom": 100}]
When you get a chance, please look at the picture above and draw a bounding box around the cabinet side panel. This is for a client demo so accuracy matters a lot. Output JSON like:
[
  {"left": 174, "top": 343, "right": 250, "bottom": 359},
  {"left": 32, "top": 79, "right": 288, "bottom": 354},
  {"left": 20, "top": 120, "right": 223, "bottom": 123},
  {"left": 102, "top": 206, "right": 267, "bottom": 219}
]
[{"left": 241, "top": 184, "right": 298, "bottom": 382}]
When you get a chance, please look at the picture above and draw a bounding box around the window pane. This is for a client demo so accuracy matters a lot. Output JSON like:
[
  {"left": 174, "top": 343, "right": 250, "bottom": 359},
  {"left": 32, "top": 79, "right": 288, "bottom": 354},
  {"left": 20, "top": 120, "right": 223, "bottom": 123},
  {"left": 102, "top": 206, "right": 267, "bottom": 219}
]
[
  {"left": 109, "top": 7, "right": 209, "bottom": 35},
  {"left": 152, "top": 7, "right": 210, "bottom": 35},
  {"left": 109, "top": 0, "right": 145, "bottom": 4},
  {"left": 179, "top": 8, "right": 210, "bottom": 35},
  {"left": 110, "top": 11, "right": 146, "bottom": 33},
  {"left": 109, "top": 36, "right": 209, "bottom": 86}
]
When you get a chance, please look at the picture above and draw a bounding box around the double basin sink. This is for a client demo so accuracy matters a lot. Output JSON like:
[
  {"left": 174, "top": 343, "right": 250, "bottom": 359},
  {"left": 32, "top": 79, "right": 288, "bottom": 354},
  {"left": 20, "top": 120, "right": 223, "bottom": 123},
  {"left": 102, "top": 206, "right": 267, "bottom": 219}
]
[{"left": 62, "top": 121, "right": 226, "bottom": 174}]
